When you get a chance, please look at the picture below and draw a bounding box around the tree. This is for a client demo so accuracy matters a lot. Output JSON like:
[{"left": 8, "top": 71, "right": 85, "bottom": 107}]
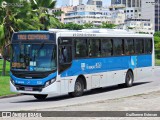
[
  {"left": 29, "top": 0, "right": 62, "bottom": 30},
  {"left": 0, "top": 0, "right": 43, "bottom": 76},
  {"left": 0, "top": 0, "right": 22, "bottom": 76},
  {"left": 83, "top": 23, "right": 94, "bottom": 29},
  {"left": 64, "top": 23, "right": 83, "bottom": 30},
  {"left": 100, "top": 22, "right": 117, "bottom": 29},
  {"left": 154, "top": 32, "right": 160, "bottom": 50},
  {"left": 0, "top": 0, "right": 62, "bottom": 76}
]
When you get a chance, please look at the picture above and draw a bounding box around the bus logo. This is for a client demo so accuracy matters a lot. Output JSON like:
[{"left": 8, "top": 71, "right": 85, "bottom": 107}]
[{"left": 81, "top": 63, "right": 85, "bottom": 70}]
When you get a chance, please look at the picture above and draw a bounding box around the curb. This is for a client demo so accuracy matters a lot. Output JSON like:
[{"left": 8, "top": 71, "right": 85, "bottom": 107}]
[{"left": 0, "top": 94, "right": 22, "bottom": 99}]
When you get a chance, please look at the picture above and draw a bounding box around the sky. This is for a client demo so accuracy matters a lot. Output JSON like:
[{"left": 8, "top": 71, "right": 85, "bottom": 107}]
[{"left": 56, "top": 0, "right": 111, "bottom": 7}]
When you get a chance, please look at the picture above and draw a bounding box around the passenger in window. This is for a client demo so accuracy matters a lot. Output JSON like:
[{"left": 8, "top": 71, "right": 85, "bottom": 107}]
[
  {"left": 63, "top": 47, "right": 68, "bottom": 62},
  {"left": 59, "top": 48, "right": 64, "bottom": 64}
]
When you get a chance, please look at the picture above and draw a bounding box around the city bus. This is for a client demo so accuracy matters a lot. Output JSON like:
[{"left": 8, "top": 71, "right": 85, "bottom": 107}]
[{"left": 5, "top": 29, "right": 154, "bottom": 100}]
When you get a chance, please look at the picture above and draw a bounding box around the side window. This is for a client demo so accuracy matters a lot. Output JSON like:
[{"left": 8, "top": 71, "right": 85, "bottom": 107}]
[
  {"left": 113, "top": 39, "right": 123, "bottom": 56},
  {"left": 101, "top": 39, "right": 113, "bottom": 57},
  {"left": 145, "top": 39, "right": 152, "bottom": 54},
  {"left": 124, "top": 39, "right": 134, "bottom": 55},
  {"left": 74, "top": 38, "right": 88, "bottom": 58},
  {"left": 135, "top": 39, "right": 144, "bottom": 54},
  {"left": 88, "top": 39, "right": 101, "bottom": 57},
  {"left": 59, "top": 46, "right": 72, "bottom": 64}
]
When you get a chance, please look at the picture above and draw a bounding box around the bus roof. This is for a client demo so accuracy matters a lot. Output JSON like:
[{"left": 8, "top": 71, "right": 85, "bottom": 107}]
[
  {"left": 15, "top": 29, "right": 153, "bottom": 38},
  {"left": 48, "top": 29, "right": 153, "bottom": 38}
]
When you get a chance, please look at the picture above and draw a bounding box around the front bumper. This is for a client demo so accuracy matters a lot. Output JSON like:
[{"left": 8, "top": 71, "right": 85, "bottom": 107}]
[{"left": 10, "top": 81, "right": 60, "bottom": 95}]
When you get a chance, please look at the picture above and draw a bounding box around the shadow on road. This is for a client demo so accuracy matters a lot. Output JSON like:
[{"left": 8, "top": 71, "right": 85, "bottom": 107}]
[{"left": 12, "top": 81, "right": 151, "bottom": 103}]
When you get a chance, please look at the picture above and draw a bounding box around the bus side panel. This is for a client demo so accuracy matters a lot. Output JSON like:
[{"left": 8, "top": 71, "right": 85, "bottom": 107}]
[
  {"left": 60, "top": 56, "right": 134, "bottom": 90},
  {"left": 136, "top": 54, "right": 152, "bottom": 80}
]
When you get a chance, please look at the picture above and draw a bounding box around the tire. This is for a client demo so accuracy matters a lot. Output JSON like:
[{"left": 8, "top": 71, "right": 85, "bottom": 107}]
[
  {"left": 34, "top": 94, "right": 47, "bottom": 100},
  {"left": 69, "top": 78, "right": 84, "bottom": 97},
  {"left": 125, "top": 70, "right": 134, "bottom": 87}
]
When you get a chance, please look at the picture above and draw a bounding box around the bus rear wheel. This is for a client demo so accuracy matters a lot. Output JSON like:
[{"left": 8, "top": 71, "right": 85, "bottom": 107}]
[
  {"left": 118, "top": 70, "right": 134, "bottom": 88},
  {"left": 69, "top": 78, "right": 84, "bottom": 97},
  {"left": 34, "top": 94, "right": 47, "bottom": 100},
  {"left": 125, "top": 70, "right": 134, "bottom": 87}
]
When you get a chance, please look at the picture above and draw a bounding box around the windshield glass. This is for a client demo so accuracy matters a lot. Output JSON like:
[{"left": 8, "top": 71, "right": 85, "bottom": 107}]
[{"left": 11, "top": 43, "right": 57, "bottom": 71}]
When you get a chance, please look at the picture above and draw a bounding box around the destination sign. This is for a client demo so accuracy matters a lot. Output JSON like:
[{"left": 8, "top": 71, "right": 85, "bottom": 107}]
[
  {"left": 18, "top": 34, "right": 49, "bottom": 40},
  {"left": 12, "top": 33, "right": 55, "bottom": 41}
]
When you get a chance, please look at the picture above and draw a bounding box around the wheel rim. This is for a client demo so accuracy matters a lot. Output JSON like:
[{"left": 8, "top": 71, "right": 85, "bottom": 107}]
[
  {"left": 127, "top": 73, "right": 133, "bottom": 85},
  {"left": 75, "top": 81, "right": 82, "bottom": 93}
]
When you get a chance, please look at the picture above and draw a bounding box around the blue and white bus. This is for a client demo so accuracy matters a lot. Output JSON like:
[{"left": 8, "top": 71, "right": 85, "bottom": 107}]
[{"left": 7, "top": 29, "right": 154, "bottom": 100}]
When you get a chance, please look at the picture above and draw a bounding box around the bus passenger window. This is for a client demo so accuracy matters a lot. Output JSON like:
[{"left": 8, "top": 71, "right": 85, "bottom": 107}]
[
  {"left": 125, "top": 39, "right": 134, "bottom": 55},
  {"left": 88, "top": 39, "right": 101, "bottom": 57},
  {"left": 59, "top": 46, "right": 72, "bottom": 64},
  {"left": 145, "top": 39, "right": 152, "bottom": 54},
  {"left": 74, "top": 38, "right": 88, "bottom": 58},
  {"left": 135, "top": 39, "right": 144, "bottom": 54},
  {"left": 101, "top": 39, "right": 113, "bottom": 56},
  {"left": 113, "top": 39, "right": 123, "bottom": 56}
]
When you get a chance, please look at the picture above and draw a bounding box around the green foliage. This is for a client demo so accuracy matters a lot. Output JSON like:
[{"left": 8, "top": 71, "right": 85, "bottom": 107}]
[
  {"left": 64, "top": 23, "right": 84, "bottom": 30},
  {"left": 128, "top": 27, "right": 134, "bottom": 29},
  {"left": 83, "top": 23, "right": 94, "bottom": 29},
  {"left": 0, "top": 60, "right": 16, "bottom": 96},
  {"left": 154, "top": 32, "right": 160, "bottom": 50},
  {"left": 101, "top": 22, "right": 117, "bottom": 29},
  {"left": 49, "top": 17, "right": 64, "bottom": 29}
]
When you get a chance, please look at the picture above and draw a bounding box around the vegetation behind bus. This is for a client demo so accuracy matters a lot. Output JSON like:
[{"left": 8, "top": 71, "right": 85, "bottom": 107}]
[
  {"left": 0, "top": 60, "right": 16, "bottom": 96},
  {"left": 154, "top": 31, "right": 160, "bottom": 66}
]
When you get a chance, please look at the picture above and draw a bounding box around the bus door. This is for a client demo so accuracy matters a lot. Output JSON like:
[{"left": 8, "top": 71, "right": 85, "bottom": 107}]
[{"left": 58, "top": 37, "right": 73, "bottom": 94}]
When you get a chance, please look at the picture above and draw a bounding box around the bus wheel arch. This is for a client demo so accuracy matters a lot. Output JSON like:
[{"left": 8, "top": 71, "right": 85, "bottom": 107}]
[
  {"left": 77, "top": 75, "right": 87, "bottom": 89},
  {"left": 69, "top": 75, "right": 86, "bottom": 97}
]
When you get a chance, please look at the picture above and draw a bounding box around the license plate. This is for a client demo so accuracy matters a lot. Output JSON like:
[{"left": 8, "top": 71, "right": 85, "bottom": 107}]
[{"left": 25, "top": 87, "right": 33, "bottom": 91}]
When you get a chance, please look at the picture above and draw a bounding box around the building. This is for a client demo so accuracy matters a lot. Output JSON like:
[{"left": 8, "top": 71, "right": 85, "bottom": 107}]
[
  {"left": 61, "top": 0, "right": 81, "bottom": 6},
  {"left": 155, "top": 0, "right": 160, "bottom": 31},
  {"left": 111, "top": 0, "right": 126, "bottom": 5},
  {"left": 111, "top": 0, "right": 141, "bottom": 7},
  {"left": 117, "top": 19, "right": 154, "bottom": 34},
  {"left": 87, "top": 0, "right": 103, "bottom": 8},
  {"left": 141, "top": 0, "right": 155, "bottom": 31},
  {"left": 63, "top": 4, "right": 125, "bottom": 26},
  {"left": 64, "top": 5, "right": 111, "bottom": 26},
  {"left": 141, "top": 0, "right": 160, "bottom": 32},
  {"left": 111, "top": 0, "right": 142, "bottom": 19},
  {"left": 52, "top": 6, "right": 74, "bottom": 23}
]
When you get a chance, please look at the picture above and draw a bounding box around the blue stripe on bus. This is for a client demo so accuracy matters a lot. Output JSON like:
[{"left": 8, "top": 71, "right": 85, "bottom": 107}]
[
  {"left": 60, "top": 55, "right": 152, "bottom": 77},
  {"left": 11, "top": 55, "right": 152, "bottom": 85},
  {"left": 18, "top": 31, "right": 49, "bottom": 33},
  {"left": 137, "top": 55, "right": 152, "bottom": 68},
  {"left": 11, "top": 72, "right": 57, "bottom": 86}
]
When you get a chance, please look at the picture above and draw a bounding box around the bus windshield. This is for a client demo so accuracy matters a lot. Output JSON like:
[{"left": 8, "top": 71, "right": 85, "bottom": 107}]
[{"left": 11, "top": 43, "right": 57, "bottom": 72}]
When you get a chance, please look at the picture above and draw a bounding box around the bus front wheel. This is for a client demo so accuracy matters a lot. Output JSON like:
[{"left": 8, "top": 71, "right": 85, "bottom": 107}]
[
  {"left": 125, "top": 70, "right": 134, "bottom": 87},
  {"left": 34, "top": 94, "right": 47, "bottom": 100},
  {"left": 69, "top": 78, "right": 84, "bottom": 97}
]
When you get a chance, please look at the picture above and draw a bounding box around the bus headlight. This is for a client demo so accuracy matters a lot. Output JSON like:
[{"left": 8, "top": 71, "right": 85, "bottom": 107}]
[
  {"left": 51, "top": 78, "right": 56, "bottom": 84},
  {"left": 45, "top": 81, "right": 50, "bottom": 87},
  {"left": 44, "top": 78, "right": 56, "bottom": 87},
  {"left": 10, "top": 78, "right": 15, "bottom": 85}
]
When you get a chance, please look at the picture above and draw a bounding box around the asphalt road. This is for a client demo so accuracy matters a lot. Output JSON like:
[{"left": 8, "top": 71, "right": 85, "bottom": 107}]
[{"left": 0, "top": 67, "right": 160, "bottom": 111}]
